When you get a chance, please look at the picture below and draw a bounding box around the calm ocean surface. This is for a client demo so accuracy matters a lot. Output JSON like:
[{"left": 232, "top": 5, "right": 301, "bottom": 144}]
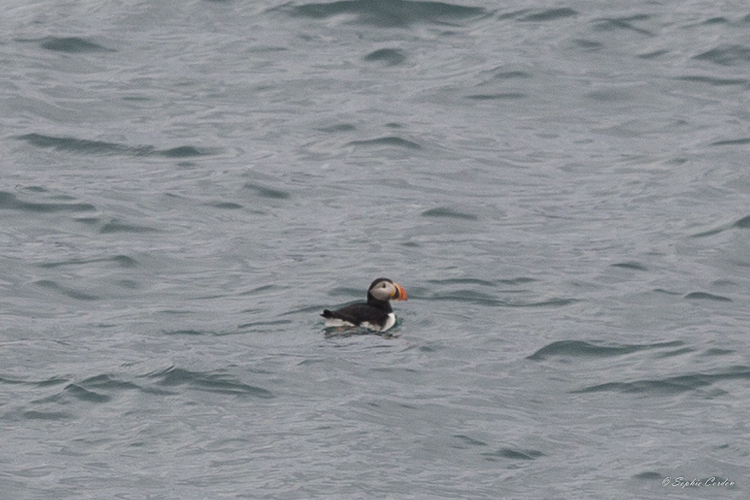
[{"left": 1, "top": 0, "right": 749, "bottom": 498}]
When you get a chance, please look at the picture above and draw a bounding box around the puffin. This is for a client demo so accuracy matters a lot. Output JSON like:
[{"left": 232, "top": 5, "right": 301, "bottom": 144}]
[{"left": 321, "top": 278, "right": 408, "bottom": 332}]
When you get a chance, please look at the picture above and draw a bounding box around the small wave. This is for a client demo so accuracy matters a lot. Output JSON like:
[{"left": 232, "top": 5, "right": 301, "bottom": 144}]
[
  {"left": 611, "top": 261, "right": 648, "bottom": 271},
  {"left": 16, "top": 133, "right": 218, "bottom": 158},
  {"left": 693, "top": 44, "right": 750, "bottom": 66},
  {"left": 113, "top": 255, "right": 138, "bottom": 267},
  {"left": 514, "top": 298, "right": 579, "bottom": 308},
  {"left": 637, "top": 49, "right": 669, "bottom": 59},
  {"left": 284, "top": 0, "right": 487, "bottom": 28},
  {"left": 426, "top": 276, "right": 535, "bottom": 287},
  {"left": 702, "top": 348, "right": 735, "bottom": 357},
  {"left": 684, "top": 292, "right": 732, "bottom": 302},
  {"left": 702, "top": 17, "right": 729, "bottom": 25},
  {"left": 593, "top": 15, "right": 654, "bottom": 36},
  {"left": 633, "top": 471, "right": 662, "bottom": 480},
  {"left": 0, "top": 375, "right": 68, "bottom": 387},
  {"left": 160, "top": 146, "right": 211, "bottom": 158},
  {"left": 427, "top": 277, "right": 499, "bottom": 286},
  {"left": 348, "top": 136, "right": 422, "bottom": 150},
  {"left": 482, "top": 69, "right": 532, "bottom": 81},
  {"left": 64, "top": 383, "right": 112, "bottom": 403},
  {"left": 100, "top": 219, "right": 160, "bottom": 234},
  {"left": 428, "top": 290, "right": 577, "bottom": 308},
  {"left": 499, "top": 277, "right": 536, "bottom": 285},
  {"left": 428, "top": 289, "right": 503, "bottom": 305},
  {"left": 465, "top": 93, "right": 525, "bottom": 100},
  {"left": 573, "top": 39, "right": 605, "bottom": 51},
  {"left": 709, "top": 137, "right": 750, "bottom": 146},
  {"left": 13, "top": 36, "right": 111, "bottom": 53},
  {"left": 243, "top": 183, "right": 291, "bottom": 199},
  {"left": 573, "top": 365, "right": 750, "bottom": 395},
  {"left": 18, "top": 133, "right": 149, "bottom": 155},
  {"left": 0, "top": 190, "right": 95, "bottom": 213},
  {"left": 517, "top": 8, "right": 577, "bottom": 22},
  {"left": 39, "top": 254, "right": 137, "bottom": 269},
  {"left": 34, "top": 280, "right": 99, "bottom": 301},
  {"left": 364, "top": 48, "right": 406, "bottom": 66},
  {"left": 527, "top": 340, "right": 684, "bottom": 361},
  {"left": 28, "top": 374, "right": 176, "bottom": 410},
  {"left": 205, "top": 201, "right": 244, "bottom": 209},
  {"left": 240, "top": 283, "right": 282, "bottom": 296},
  {"left": 146, "top": 366, "right": 274, "bottom": 398},
  {"left": 22, "top": 410, "right": 72, "bottom": 420},
  {"left": 76, "top": 374, "right": 169, "bottom": 395},
  {"left": 36, "top": 36, "right": 114, "bottom": 53},
  {"left": 481, "top": 447, "right": 544, "bottom": 461},
  {"left": 237, "top": 320, "right": 294, "bottom": 330},
  {"left": 319, "top": 123, "right": 357, "bottom": 133},
  {"left": 452, "top": 434, "right": 488, "bottom": 447},
  {"left": 35, "top": 377, "right": 70, "bottom": 387},
  {"left": 676, "top": 75, "right": 748, "bottom": 86},
  {"left": 162, "top": 329, "right": 209, "bottom": 336},
  {"left": 421, "top": 207, "right": 477, "bottom": 220},
  {"left": 691, "top": 214, "right": 750, "bottom": 237}
]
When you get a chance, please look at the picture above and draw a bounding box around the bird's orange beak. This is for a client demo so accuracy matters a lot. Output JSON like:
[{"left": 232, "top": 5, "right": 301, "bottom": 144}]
[{"left": 392, "top": 283, "right": 408, "bottom": 301}]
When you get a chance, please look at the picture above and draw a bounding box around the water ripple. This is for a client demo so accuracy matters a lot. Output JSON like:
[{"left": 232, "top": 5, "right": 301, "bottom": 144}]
[
  {"left": 39, "top": 255, "right": 137, "bottom": 269},
  {"left": 0, "top": 191, "right": 95, "bottom": 213},
  {"left": 243, "top": 183, "right": 291, "bottom": 199},
  {"left": 100, "top": 219, "right": 160, "bottom": 234},
  {"left": 284, "top": 0, "right": 487, "bottom": 27},
  {"left": 694, "top": 44, "right": 750, "bottom": 66},
  {"left": 145, "top": 366, "right": 274, "bottom": 399},
  {"left": 481, "top": 447, "right": 544, "bottom": 461},
  {"left": 426, "top": 287, "right": 576, "bottom": 307},
  {"left": 34, "top": 280, "right": 100, "bottom": 301},
  {"left": 364, "top": 48, "right": 407, "bottom": 66},
  {"left": 421, "top": 207, "right": 477, "bottom": 220},
  {"left": 527, "top": 340, "right": 684, "bottom": 361},
  {"left": 675, "top": 75, "right": 748, "bottom": 86},
  {"left": 684, "top": 292, "right": 732, "bottom": 302},
  {"left": 0, "top": 375, "right": 68, "bottom": 387},
  {"left": 516, "top": 298, "right": 579, "bottom": 308},
  {"left": 22, "top": 410, "right": 72, "bottom": 420},
  {"left": 573, "top": 366, "right": 750, "bottom": 395},
  {"left": 38, "top": 37, "right": 114, "bottom": 53},
  {"left": 427, "top": 277, "right": 506, "bottom": 287},
  {"left": 710, "top": 137, "right": 750, "bottom": 147},
  {"left": 465, "top": 92, "right": 526, "bottom": 100},
  {"left": 517, "top": 8, "right": 577, "bottom": 22},
  {"left": 24, "top": 374, "right": 178, "bottom": 412},
  {"left": 691, "top": 214, "right": 750, "bottom": 237},
  {"left": 428, "top": 289, "right": 503, "bottom": 305},
  {"left": 16, "top": 134, "right": 218, "bottom": 158},
  {"left": 593, "top": 15, "right": 654, "bottom": 36},
  {"left": 347, "top": 136, "right": 422, "bottom": 150},
  {"left": 64, "top": 383, "right": 112, "bottom": 403}
]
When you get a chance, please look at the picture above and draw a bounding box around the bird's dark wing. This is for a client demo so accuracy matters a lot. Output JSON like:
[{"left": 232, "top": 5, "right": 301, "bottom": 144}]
[
  {"left": 321, "top": 308, "right": 358, "bottom": 324},
  {"left": 321, "top": 303, "right": 388, "bottom": 327}
]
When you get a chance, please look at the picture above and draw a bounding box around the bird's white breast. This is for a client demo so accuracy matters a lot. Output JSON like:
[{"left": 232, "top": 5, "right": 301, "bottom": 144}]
[{"left": 361, "top": 313, "right": 396, "bottom": 332}]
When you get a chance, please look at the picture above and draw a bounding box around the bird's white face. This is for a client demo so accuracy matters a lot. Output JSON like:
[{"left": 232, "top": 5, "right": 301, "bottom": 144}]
[{"left": 369, "top": 280, "right": 408, "bottom": 301}]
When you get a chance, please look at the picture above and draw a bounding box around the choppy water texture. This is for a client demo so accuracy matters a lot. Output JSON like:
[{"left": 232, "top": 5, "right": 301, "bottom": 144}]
[{"left": 1, "top": 0, "right": 749, "bottom": 498}]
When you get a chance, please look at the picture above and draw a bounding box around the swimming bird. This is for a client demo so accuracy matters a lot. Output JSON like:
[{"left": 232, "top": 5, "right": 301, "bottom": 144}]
[{"left": 321, "top": 278, "right": 408, "bottom": 332}]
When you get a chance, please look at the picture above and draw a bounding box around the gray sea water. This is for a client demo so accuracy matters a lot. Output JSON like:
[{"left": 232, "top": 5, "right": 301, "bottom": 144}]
[{"left": 1, "top": 0, "right": 749, "bottom": 498}]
